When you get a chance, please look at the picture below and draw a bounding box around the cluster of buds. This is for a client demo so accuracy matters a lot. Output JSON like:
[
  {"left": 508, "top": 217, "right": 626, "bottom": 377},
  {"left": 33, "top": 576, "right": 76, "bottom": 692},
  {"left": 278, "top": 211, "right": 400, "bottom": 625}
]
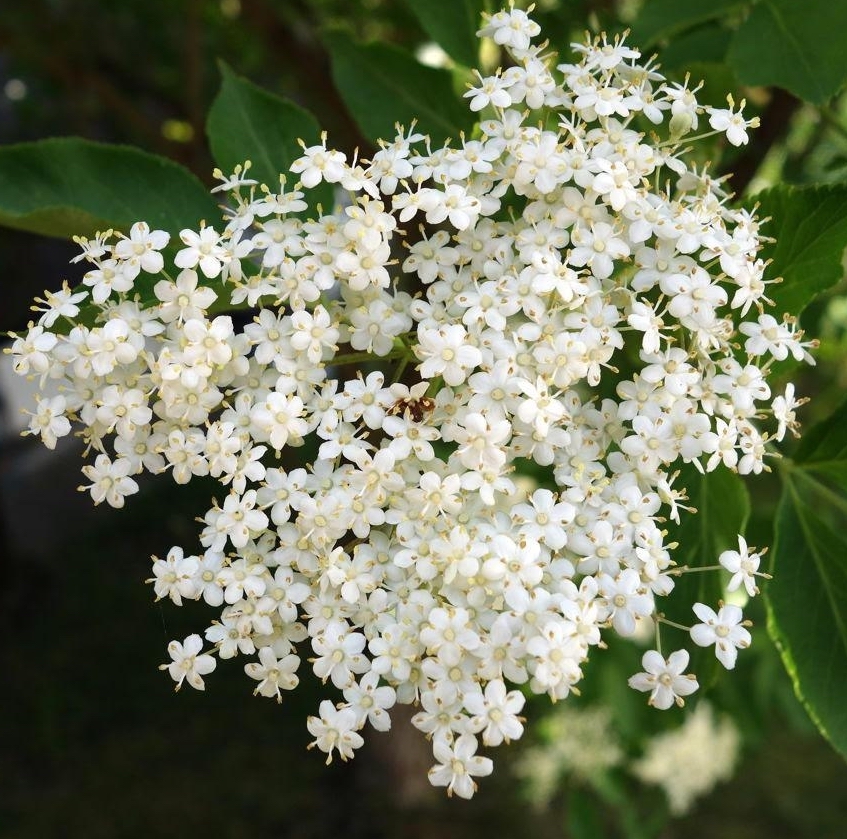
[{"left": 8, "top": 5, "right": 811, "bottom": 797}]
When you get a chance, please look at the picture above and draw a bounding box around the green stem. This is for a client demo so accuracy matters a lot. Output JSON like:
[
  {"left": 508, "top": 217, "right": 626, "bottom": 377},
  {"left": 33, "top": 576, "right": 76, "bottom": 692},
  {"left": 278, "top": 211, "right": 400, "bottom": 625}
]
[
  {"left": 657, "top": 614, "right": 692, "bottom": 633},
  {"left": 668, "top": 564, "right": 723, "bottom": 576},
  {"left": 656, "top": 128, "right": 725, "bottom": 149},
  {"left": 333, "top": 342, "right": 414, "bottom": 367},
  {"left": 426, "top": 376, "right": 445, "bottom": 398}
]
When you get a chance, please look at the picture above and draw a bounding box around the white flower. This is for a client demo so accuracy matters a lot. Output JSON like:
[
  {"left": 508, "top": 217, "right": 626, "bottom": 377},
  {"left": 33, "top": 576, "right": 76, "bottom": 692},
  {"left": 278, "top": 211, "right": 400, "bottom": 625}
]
[
  {"left": 420, "top": 607, "right": 481, "bottom": 666},
  {"left": 244, "top": 647, "right": 300, "bottom": 701},
  {"left": 464, "top": 679, "right": 525, "bottom": 746},
  {"left": 628, "top": 649, "right": 699, "bottom": 709},
  {"left": 79, "top": 454, "right": 139, "bottom": 508},
  {"left": 342, "top": 671, "right": 396, "bottom": 731},
  {"left": 31, "top": 280, "right": 88, "bottom": 328},
  {"left": 307, "top": 699, "right": 364, "bottom": 763},
  {"left": 249, "top": 392, "right": 309, "bottom": 452},
  {"left": 9, "top": 323, "right": 58, "bottom": 378},
  {"left": 464, "top": 70, "right": 513, "bottom": 112},
  {"left": 416, "top": 324, "right": 482, "bottom": 386},
  {"left": 160, "top": 634, "right": 216, "bottom": 691},
  {"left": 598, "top": 569, "right": 654, "bottom": 637},
  {"left": 719, "top": 535, "right": 764, "bottom": 597},
  {"left": 690, "top": 602, "right": 751, "bottom": 669},
  {"left": 148, "top": 547, "right": 199, "bottom": 605},
  {"left": 477, "top": 7, "right": 541, "bottom": 55},
  {"left": 452, "top": 411, "right": 511, "bottom": 471},
  {"left": 174, "top": 225, "right": 228, "bottom": 278},
  {"left": 568, "top": 221, "right": 630, "bottom": 279},
  {"left": 202, "top": 491, "right": 269, "bottom": 551},
  {"left": 513, "top": 489, "right": 574, "bottom": 551},
  {"left": 428, "top": 733, "right": 493, "bottom": 799},
  {"left": 310, "top": 622, "right": 369, "bottom": 688},
  {"left": 82, "top": 258, "right": 136, "bottom": 303},
  {"left": 289, "top": 305, "right": 339, "bottom": 363},
  {"left": 113, "top": 221, "right": 170, "bottom": 273},
  {"left": 290, "top": 135, "right": 348, "bottom": 187},
  {"left": 708, "top": 96, "right": 758, "bottom": 147},
  {"left": 94, "top": 385, "right": 152, "bottom": 440},
  {"left": 772, "top": 382, "right": 805, "bottom": 441},
  {"left": 219, "top": 557, "right": 268, "bottom": 604},
  {"left": 182, "top": 316, "right": 235, "bottom": 371},
  {"left": 84, "top": 319, "right": 143, "bottom": 377},
  {"left": 25, "top": 395, "right": 71, "bottom": 449},
  {"left": 205, "top": 613, "right": 255, "bottom": 659},
  {"left": 154, "top": 269, "right": 218, "bottom": 323}
]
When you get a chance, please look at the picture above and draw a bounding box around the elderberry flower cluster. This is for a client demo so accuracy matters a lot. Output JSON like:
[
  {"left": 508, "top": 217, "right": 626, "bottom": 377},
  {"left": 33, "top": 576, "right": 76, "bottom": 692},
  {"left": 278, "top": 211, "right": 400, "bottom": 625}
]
[{"left": 8, "top": 6, "right": 812, "bottom": 798}]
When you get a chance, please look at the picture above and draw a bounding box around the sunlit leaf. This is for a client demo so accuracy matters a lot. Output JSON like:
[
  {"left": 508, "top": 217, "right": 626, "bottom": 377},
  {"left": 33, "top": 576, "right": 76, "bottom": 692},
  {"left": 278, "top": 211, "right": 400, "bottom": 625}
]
[{"left": 0, "top": 138, "right": 217, "bottom": 239}]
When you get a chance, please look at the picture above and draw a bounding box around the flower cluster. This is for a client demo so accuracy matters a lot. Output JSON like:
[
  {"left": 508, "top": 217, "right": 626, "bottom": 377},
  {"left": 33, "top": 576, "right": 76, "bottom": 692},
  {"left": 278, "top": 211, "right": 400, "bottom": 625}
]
[
  {"left": 515, "top": 699, "right": 739, "bottom": 816},
  {"left": 9, "top": 6, "right": 811, "bottom": 798},
  {"left": 632, "top": 702, "right": 740, "bottom": 814}
]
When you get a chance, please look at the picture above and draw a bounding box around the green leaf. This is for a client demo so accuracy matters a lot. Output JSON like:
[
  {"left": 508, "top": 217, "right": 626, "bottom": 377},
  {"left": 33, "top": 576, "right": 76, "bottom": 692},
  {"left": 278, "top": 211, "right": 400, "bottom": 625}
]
[
  {"left": 655, "top": 24, "right": 731, "bottom": 71},
  {"left": 324, "top": 30, "right": 474, "bottom": 147},
  {"left": 795, "top": 401, "right": 847, "bottom": 465},
  {"left": 628, "top": 0, "right": 744, "bottom": 49},
  {"left": 682, "top": 60, "right": 741, "bottom": 110},
  {"left": 401, "top": 0, "right": 485, "bottom": 67},
  {"left": 728, "top": 0, "right": 847, "bottom": 104},
  {"left": 206, "top": 63, "right": 331, "bottom": 211},
  {"left": 768, "top": 401, "right": 847, "bottom": 759},
  {"left": 755, "top": 184, "right": 847, "bottom": 317},
  {"left": 662, "top": 466, "right": 750, "bottom": 671},
  {"left": 756, "top": 184, "right": 847, "bottom": 315},
  {"left": 0, "top": 138, "right": 217, "bottom": 239}
]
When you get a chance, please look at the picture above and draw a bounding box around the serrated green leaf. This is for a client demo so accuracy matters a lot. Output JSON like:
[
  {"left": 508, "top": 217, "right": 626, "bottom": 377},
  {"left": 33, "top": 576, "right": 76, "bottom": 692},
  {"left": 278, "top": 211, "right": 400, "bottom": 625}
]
[
  {"left": 728, "top": 0, "right": 847, "bottom": 104},
  {"left": 0, "top": 138, "right": 218, "bottom": 239},
  {"left": 401, "top": 0, "right": 486, "bottom": 67},
  {"left": 629, "top": 0, "right": 744, "bottom": 49},
  {"left": 754, "top": 184, "right": 847, "bottom": 317},
  {"left": 324, "top": 30, "right": 474, "bottom": 147},
  {"left": 662, "top": 465, "right": 750, "bottom": 676},
  {"left": 768, "top": 405, "right": 847, "bottom": 759},
  {"left": 206, "top": 63, "right": 331, "bottom": 212}
]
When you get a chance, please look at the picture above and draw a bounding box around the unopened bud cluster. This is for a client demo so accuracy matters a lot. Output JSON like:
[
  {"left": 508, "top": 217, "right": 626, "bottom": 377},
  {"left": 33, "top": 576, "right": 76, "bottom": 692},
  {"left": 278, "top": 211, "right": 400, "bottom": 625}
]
[{"left": 8, "top": 5, "right": 811, "bottom": 798}]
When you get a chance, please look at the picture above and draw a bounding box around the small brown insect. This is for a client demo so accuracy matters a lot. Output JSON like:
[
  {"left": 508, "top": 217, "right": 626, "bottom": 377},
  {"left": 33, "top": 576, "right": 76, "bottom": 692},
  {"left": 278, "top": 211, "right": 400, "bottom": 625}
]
[{"left": 388, "top": 394, "right": 436, "bottom": 423}]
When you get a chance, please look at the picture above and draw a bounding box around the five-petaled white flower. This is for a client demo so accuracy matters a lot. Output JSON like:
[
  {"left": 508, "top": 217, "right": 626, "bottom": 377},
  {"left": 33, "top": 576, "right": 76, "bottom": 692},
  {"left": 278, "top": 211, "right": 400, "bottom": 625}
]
[
  {"left": 428, "top": 734, "right": 493, "bottom": 799},
  {"left": 719, "top": 535, "right": 765, "bottom": 597},
  {"left": 690, "top": 603, "right": 752, "bottom": 670},
  {"left": 160, "top": 634, "right": 217, "bottom": 691},
  {"left": 628, "top": 649, "right": 699, "bottom": 709}
]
